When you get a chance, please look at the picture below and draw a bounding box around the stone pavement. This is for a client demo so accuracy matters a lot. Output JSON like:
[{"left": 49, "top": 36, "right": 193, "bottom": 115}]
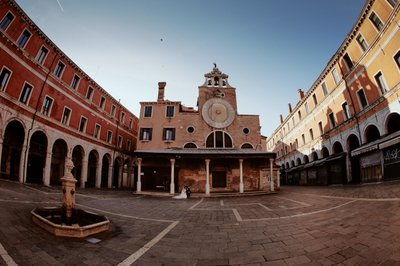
[{"left": 1, "top": 179, "right": 400, "bottom": 265}]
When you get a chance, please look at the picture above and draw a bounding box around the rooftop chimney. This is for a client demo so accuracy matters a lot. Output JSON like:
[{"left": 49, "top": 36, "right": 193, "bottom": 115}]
[
  {"left": 288, "top": 103, "right": 292, "bottom": 113},
  {"left": 298, "top": 89, "right": 305, "bottom": 100},
  {"left": 157, "top": 82, "right": 166, "bottom": 102},
  {"left": 280, "top": 114, "right": 284, "bottom": 123}
]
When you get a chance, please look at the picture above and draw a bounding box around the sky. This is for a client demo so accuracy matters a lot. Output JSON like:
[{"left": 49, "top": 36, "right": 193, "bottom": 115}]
[{"left": 15, "top": 0, "right": 366, "bottom": 137}]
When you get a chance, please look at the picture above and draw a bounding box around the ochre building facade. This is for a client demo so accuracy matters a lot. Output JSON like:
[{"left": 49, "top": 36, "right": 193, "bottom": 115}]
[
  {"left": 0, "top": 0, "right": 138, "bottom": 188},
  {"left": 267, "top": 0, "right": 400, "bottom": 185},
  {"left": 135, "top": 66, "right": 278, "bottom": 195}
]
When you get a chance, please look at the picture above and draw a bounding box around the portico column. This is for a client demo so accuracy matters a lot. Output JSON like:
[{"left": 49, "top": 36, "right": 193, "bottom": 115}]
[
  {"left": 277, "top": 169, "right": 280, "bottom": 189},
  {"left": 0, "top": 137, "right": 3, "bottom": 171},
  {"left": 107, "top": 165, "right": 113, "bottom": 188},
  {"left": 81, "top": 159, "right": 88, "bottom": 188},
  {"left": 170, "top": 158, "right": 175, "bottom": 194},
  {"left": 19, "top": 143, "right": 28, "bottom": 183},
  {"left": 136, "top": 158, "right": 142, "bottom": 192},
  {"left": 43, "top": 152, "right": 52, "bottom": 186},
  {"left": 95, "top": 161, "right": 102, "bottom": 188},
  {"left": 239, "top": 159, "right": 244, "bottom": 193},
  {"left": 130, "top": 165, "right": 135, "bottom": 189},
  {"left": 269, "top": 158, "right": 274, "bottom": 192},
  {"left": 205, "top": 159, "right": 210, "bottom": 196}
]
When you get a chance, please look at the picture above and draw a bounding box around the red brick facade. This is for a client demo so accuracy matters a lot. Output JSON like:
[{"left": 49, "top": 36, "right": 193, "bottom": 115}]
[{"left": 0, "top": 0, "right": 138, "bottom": 188}]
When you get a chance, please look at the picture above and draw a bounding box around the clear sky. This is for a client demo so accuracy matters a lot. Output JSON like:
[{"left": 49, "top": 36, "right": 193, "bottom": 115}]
[{"left": 15, "top": 0, "right": 366, "bottom": 137}]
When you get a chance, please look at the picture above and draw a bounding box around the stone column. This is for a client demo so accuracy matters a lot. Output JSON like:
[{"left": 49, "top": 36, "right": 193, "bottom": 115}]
[
  {"left": 170, "top": 158, "right": 175, "bottom": 194},
  {"left": 107, "top": 164, "right": 113, "bottom": 188},
  {"left": 269, "top": 158, "right": 274, "bottom": 192},
  {"left": 43, "top": 152, "right": 52, "bottom": 186},
  {"left": 19, "top": 143, "right": 28, "bottom": 183},
  {"left": 95, "top": 161, "right": 102, "bottom": 188},
  {"left": 136, "top": 158, "right": 142, "bottom": 192},
  {"left": 239, "top": 159, "right": 244, "bottom": 193},
  {"left": 205, "top": 159, "right": 210, "bottom": 196},
  {"left": 277, "top": 168, "right": 281, "bottom": 189},
  {"left": 130, "top": 164, "right": 135, "bottom": 189},
  {"left": 80, "top": 159, "right": 88, "bottom": 188},
  {"left": 0, "top": 137, "right": 3, "bottom": 172}
]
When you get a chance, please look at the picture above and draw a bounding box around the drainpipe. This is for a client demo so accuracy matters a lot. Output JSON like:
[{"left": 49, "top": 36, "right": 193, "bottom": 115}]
[{"left": 23, "top": 52, "right": 59, "bottom": 183}]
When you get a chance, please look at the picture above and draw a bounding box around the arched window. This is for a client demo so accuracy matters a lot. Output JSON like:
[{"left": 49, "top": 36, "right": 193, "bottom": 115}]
[
  {"left": 303, "top": 155, "right": 309, "bottom": 164},
  {"left": 184, "top": 143, "right": 197, "bottom": 149},
  {"left": 206, "top": 131, "right": 233, "bottom": 148},
  {"left": 291, "top": 160, "right": 295, "bottom": 167},
  {"left": 311, "top": 151, "right": 318, "bottom": 161},
  {"left": 241, "top": 143, "right": 253, "bottom": 149},
  {"left": 321, "top": 147, "right": 329, "bottom": 158},
  {"left": 332, "top": 141, "right": 344, "bottom": 154},
  {"left": 296, "top": 158, "right": 302, "bottom": 165}
]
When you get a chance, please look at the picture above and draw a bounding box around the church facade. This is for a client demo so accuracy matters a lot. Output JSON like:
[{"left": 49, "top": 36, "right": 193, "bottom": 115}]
[{"left": 135, "top": 66, "right": 278, "bottom": 195}]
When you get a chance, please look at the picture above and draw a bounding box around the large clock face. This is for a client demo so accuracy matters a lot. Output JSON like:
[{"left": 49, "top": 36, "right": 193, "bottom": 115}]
[{"left": 202, "top": 98, "right": 235, "bottom": 128}]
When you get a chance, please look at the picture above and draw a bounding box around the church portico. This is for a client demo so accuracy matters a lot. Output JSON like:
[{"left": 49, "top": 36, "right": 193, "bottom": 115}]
[{"left": 135, "top": 65, "right": 278, "bottom": 195}]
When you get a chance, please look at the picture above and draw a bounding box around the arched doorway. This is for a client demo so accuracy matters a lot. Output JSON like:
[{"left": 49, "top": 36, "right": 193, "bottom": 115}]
[
  {"left": 72, "top": 145, "right": 84, "bottom": 185},
  {"left": 113, "top": 157, "right": 122, "bottom": 188},
  {"left": 50, "top": 139, "right": 68, "bottom": 186},
  {"left": 347, "top": 134, "right": 361, "bottom": 183},
  {"left": 1, "top": 120, "right": 25, "bottom": 180},
  {"left": 27, "top": 131, "right": 47, "bottom": 184},
  {"left": 101, "top": 154, "right": 111, "bottom": 188},
  {"left": 87, "top": 150, "right": 98, "bottom": 188},
  {"left": 386, "top": 113, "right": 400, "bottom": 135},
  {"left": 364, "top": 125, "right": 380, "bottom": 143}
]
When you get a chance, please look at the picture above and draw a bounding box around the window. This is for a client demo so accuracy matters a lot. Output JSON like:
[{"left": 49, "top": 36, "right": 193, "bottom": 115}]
[
  {"left": 129, "top": 118, "right": 133, "bottom": 129},
  {"left": 302, "top": 134, "right": 305, "bottom": 145},
  {"left": 187, "top": 126, "right": 195, "bottom": 133},
  {"left": 107, "top": 131, "right": 113, "bottom": 144},
  {"left": 94, "top": 124, "right": 101, "bottom": 139},
  {"left": 163, "top": 128, "right": 176, "bottom": 141},
  {"left": 369, "top": 12, "right": 384, "bottom": 31},
  {"left": 42, "top": 96, "right": 53, "bottom": 116},
  {"left": 111, "top": 105, "right": 116, "bottom": 117},
  {"left": 139, "top": 128, "right": 152, "bottom": 141},
  {"left": 166, "top": 106, "right": 174, "bottom": 117},
  {"left": 322, "top": 82, "right": 328, "bottom": 96},
  {"left": 54, "top": 61, "right": 65, "bottom": 78},
  {"left": 36, "top": 46, "right": 48, "bottom": 65},
  {"left": 387, "top": 0, "right": 399, "bottom": 7},
  {"left": 0, "top": 67, "right": 11, "bottom": 91},
  {"left": 304, "top": 102, "right": 309, "bottom": 114},
  {"left": 343, "top": 53, "right": 354, "bottom": 71},
  {"left": 206, "top": 131, "right": 233, "bottom": 148},
  {"left": 332, "top": 68, "right": 340, "bottom": 85},
  {"left": 144, "top": 106, "right": 152, "bottom": 117},
  {"left": 374, "top": 71, "right": 388, "bottom": 94},
  {"left": 328, "top": 112, "right": 336, "bottom": 128},
  {"left": 395, "top": 50, "right": 400, "bottom": 69},
  {"left": 17, "top": 29, "right": 31, "bottom": 48},
  {"left": 127, "top": 140, "right": 131, "bottom": 151},
  {"left": 70, "top": 75, "right": 80, "bottom": 90},
  {"left": 19, "top": 82, "right": 33, "bottom": 104},
  {"left": 79, "top": 116, "right": 87, "bottom": 132},
  {"left": 357, "top": 89, "right": 368, "bottom": 109},
  {"left": 312, "top": 94, "right": 317, "bottom": 106},
  {"left": 118, "top": 136, "right": 123, "bottom": 148},
  {"left": 298, "top": 110, "right": 302, "bottom": 120},
  {"left": 61, "top": 107, "right": 71, "bottom": 125},
  {"left": 318, "top": 121, "right": 323, "bottom": 135},
  {"left": 291, "top": 117, "right": 295, "bottom": 127},
  {"left": 309, "top": 129, "right": 314, "bottom": 140},
  {"left": 342, "top": 102, "right": 351, "bottom": 120},
  {"left": 120, "top": 112, "right": 125, "bottom": 123},
  {"left": 0, "top": 12, "right": 14, "bottom": 31},
  {"left": 99, "top": 96, "right": 106, "bottom": 109},
  {"left": 86, "top": 86, "right": 94, "bottom": 100},
  {"left": 356, "top": 34, "right": 368, "bottom": 52}
]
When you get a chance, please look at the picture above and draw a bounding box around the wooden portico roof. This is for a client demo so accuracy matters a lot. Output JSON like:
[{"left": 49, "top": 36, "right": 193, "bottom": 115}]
[{"left": 134, "top": 148, "right": 276, "bottom": 159}]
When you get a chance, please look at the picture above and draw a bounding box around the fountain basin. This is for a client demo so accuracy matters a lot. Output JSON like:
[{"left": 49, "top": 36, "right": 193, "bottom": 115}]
[{"left": 31, "top": 207, "right": 110, "bottom": 238}]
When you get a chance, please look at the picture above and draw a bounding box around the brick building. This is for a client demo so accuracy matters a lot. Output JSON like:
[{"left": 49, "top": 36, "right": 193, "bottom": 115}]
[
  {"left": 0, "top": 0, "right": 138, "bottom": 188},
  {"left": 135, "top": 66, "right": 278, "bottom": 195},
  {"left": 267, "top": 0, "right": 400, "bottom": 185}
]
